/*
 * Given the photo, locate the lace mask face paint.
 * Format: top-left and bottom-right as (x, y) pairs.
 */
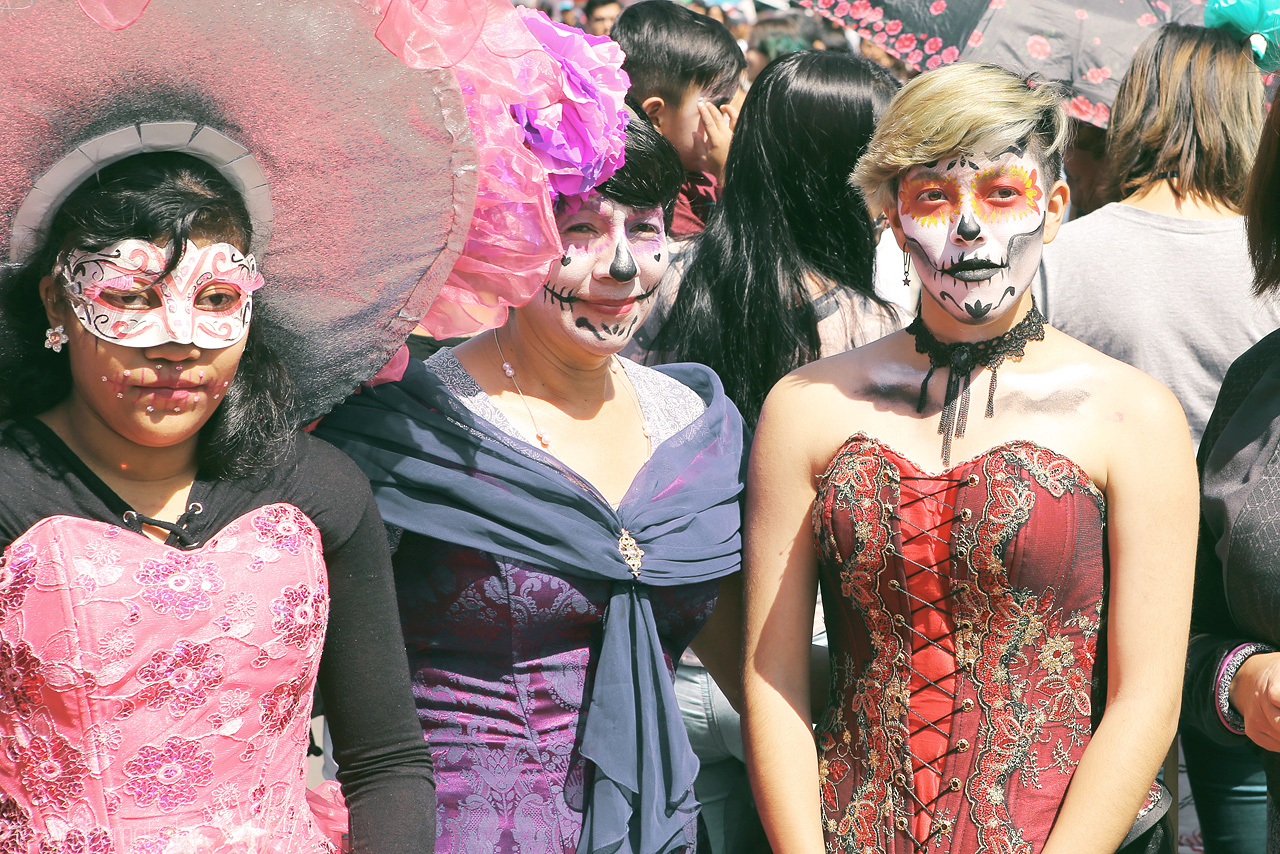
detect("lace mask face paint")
(59, 239), (264, 349)
(898, 149), (1047, 324)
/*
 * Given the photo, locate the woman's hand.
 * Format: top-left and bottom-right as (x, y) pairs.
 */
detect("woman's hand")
(697, 100), (739, 184)
(1231, 651), (1280, 751)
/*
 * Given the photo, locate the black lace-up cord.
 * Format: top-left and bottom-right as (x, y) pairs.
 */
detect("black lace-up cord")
(121, 502), (204, 547)
(885, 470), (972, 851)
(905, 302), (1046, 467)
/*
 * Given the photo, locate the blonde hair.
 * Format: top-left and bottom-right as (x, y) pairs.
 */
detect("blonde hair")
(852, 63), (1069, 215)
(1106, 24), (1263, 211)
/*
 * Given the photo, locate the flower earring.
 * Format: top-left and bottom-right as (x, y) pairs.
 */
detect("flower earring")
(44, 325), (69, 353)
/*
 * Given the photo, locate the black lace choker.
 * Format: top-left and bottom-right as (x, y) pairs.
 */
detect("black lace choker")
(905, 302), (1046, 467)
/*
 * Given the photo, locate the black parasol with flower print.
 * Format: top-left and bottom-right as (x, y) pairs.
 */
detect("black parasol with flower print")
(804, 0), (1205, 127)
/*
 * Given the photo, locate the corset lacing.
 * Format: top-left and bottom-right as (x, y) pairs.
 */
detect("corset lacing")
(887, 468), (974, 849)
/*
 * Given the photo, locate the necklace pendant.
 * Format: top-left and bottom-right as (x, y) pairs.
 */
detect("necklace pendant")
(536, 431), (550, 447)
(618, 529), (644, 579)
(502, 362), (514, 378)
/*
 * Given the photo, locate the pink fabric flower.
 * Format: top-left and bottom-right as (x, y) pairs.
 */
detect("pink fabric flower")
(1083, 66), (1112, 85)
(930, 0), (947, 12)
(136, 640), (225, 717)
(0, 640), (43, 718)
(989, 0), (1005, 8)
(848, 0), (873, 17)
(1155, 1), (1170, 11)
(251, 505), (316, 556)
(0, 794), (31, 854)
(270, 584), (329, 651)
(833, 1), (851, 15)
(1075, 8), (1087, 18)
(134, 553), (224, 620)
(926, 54), (944, 69)
(0, 544), (36, 620)
(123, 737), (214, 811)
(1066, 95), (1095, 121)
(1027, 34), (1052, 59)
(941, 45), (960, 63)
(1093, 102), (1112, 127)
(1137, 12), (1157, 25)
(874, 31), (888, 44)
(511, 8), (628, 197)
(9, 732), (88, 810)
(967, 30), (983, 47)
(864, 6), (883, 22)
(894, 33), (917, 53)
(884, 18), (902, 34)
(924, 36), (944, 54)
(907, 49), (924, 64)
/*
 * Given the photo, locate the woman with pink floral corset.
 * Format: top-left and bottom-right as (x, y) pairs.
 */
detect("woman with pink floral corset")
(0, 2), (479, 849)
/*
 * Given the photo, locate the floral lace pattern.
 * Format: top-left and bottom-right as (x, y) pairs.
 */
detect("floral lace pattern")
(396, 539), (715, 854)
(813, 435), (1117, 853)
(0, 506), (344, 852)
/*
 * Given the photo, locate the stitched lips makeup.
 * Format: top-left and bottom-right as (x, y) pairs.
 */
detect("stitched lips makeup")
(59, 238), (265, 348)
(898, 150), (1048, 323)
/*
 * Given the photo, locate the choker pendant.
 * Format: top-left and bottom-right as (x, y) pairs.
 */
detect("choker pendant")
(905, 302), (1046, 467)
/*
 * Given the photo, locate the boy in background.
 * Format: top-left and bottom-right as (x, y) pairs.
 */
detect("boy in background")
(612, 0), (745, 237)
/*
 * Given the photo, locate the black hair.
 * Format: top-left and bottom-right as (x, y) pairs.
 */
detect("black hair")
(589, 113), (685, 227)
(0, 151), (297, 479)
(611, 0), (746, 106)
(583, 0), (620, 18)
(655, 51), (899, 426)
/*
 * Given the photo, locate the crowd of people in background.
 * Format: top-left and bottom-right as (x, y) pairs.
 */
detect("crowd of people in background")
(2, 1), (1280, 853)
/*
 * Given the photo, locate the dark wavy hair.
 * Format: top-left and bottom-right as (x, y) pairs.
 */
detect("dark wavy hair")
(1248, 87), (1280, 295)
(586, 109), (685, 227)
(655, 51), (899, 425)
(612, 0), (745, 106)
(0, 152), (296, 479)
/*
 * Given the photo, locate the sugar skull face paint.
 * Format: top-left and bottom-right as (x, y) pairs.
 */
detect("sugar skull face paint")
(59, 239), (264, 348)
(897, 150), (1048, 324)
(525, 191), (668, 356)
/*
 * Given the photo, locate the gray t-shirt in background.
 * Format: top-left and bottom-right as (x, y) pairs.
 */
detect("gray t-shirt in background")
(1035, 202), (1280, 448)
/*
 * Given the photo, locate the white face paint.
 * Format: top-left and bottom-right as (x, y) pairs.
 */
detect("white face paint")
(523, 190), (668, 357)
(897, 149), (1048, 324)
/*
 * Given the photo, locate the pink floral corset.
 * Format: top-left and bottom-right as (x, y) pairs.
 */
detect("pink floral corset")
(0, 505), (346, 854)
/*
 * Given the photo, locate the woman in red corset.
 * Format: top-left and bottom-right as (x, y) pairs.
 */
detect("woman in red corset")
(741, 63), (1198, 854)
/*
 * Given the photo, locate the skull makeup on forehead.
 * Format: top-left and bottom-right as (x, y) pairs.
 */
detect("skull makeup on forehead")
(59, 239), (264, 349)
(897, 148), (1048, 324)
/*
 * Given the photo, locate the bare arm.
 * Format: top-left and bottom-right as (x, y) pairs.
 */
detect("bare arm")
(689, 573), (744, 711)
(1041, 382), (1197, 854)
(742, 379), (827, 853)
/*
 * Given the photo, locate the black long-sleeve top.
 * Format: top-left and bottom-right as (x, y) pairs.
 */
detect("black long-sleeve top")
(0, 418), (435, 853)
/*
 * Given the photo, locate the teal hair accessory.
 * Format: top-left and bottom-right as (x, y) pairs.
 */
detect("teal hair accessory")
(1206, 0), (1280, 70)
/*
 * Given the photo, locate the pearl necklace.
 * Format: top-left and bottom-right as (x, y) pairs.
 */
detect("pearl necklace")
(492, 329), (651, 454)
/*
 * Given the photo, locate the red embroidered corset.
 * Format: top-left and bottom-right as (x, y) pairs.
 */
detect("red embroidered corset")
(812, 434), (1108, 854)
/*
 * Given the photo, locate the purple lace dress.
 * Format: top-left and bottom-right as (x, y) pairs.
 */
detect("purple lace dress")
(395, 351), (719, 854)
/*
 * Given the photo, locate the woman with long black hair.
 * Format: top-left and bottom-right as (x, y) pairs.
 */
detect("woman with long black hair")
(646, 49), (903, 426)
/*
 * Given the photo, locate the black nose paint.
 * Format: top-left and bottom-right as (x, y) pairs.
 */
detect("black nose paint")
(956, 214), (981, 241)
(610, 243), (638, 282)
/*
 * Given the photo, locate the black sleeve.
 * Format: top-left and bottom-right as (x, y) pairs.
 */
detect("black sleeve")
(1182, 334), (1280, 745)
(300, 436), (436, 853)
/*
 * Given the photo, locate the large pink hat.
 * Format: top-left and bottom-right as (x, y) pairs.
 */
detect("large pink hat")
(0, 0), (477, 422)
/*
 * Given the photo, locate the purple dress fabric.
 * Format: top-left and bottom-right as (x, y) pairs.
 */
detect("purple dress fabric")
(393, 535), (718, 854)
